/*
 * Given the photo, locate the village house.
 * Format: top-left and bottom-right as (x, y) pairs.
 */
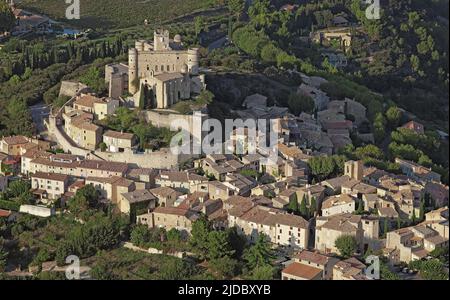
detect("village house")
(0, 152), (20, 176)
(20, 150), (52, 176)
(333, 257), (369, 280)
(63, 110), (102, 150)
(10, 7), (50, 35)
(137, 206), (199, 235)
(391, 185), (422, 219)
(72, 94), (119, 121)
(281, 250), (340, 280)
(395, 158), (441, 183)
(0, 136), (50, 156)
(341, 181), (377, 199)
(207, 181), (233, 201)
(119, 189), (157, 216)
(228, 204), (310, 249)
(276, 117), (302, 144)
(195, 154), (244, 181)
(86, 176), (135, 205)
(321, 175), (358, 195)
(150, 186), (183, 207)
(155, 171), (208, 193)
(31, 172), (69, 201)
(296, 184), (326, 208)
(315, 213), (379, 254)
(127, 168), (158, 189)
(222, 173), (257, 196)
(385, 218), (449, 264)
(298, 130), (334, 155)
(400, 120), (425, 135)
(298, 83), (330, 110)
(277, 143), (311, 168)
(0, 135), (29, 156)
(26, 154), (129, 179)
(424, 182), (449, 208)
(321, 194), (357, 217)
(241, 153), (263, 172)
(103, 130), (137, 153)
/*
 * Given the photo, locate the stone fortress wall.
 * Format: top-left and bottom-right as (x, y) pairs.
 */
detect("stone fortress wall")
(46, 94), (199, 170)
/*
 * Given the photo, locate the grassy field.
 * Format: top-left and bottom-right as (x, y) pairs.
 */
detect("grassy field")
(20, 0), (219, 29)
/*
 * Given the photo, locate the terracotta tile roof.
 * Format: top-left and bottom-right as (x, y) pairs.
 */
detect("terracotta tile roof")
(322, 194), (355, 209)
(378, 207), (399, 218)
(156, 171), (207, 183)
(150, 186), (182, 198)
(0, 209), (11, 218)
(318, 213), (362, 232)
(153, 206), (199, 222)
(424, 235), (448, 245)
(104, 130), (135, 140)
(74, 94), (105, 108)
(86, 176), (133, 187)
(121, 189), (156, 204)
(79, 160), (129, 173)
(238, 205), (309, 229)
(295, 250), (331, 265)
(282, 262), (322, 279)
(2, 135), (29, 145)
(31, 172), (69, 182)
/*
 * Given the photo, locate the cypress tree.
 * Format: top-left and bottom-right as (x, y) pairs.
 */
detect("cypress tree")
(383, 218), (389, 236)
(287, 193), (299, 214)
(310, 196), (317, 217)
(299, 196), (308, 219)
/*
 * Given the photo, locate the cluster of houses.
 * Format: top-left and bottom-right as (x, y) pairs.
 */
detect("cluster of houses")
(1, 121), (448, 279)
(233, 73), (372, 157)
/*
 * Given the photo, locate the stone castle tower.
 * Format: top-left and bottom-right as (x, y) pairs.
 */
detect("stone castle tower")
(344, 160), (363, 181)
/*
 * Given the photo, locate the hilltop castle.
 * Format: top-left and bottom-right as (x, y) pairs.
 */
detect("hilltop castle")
(106, 29), (204, 109)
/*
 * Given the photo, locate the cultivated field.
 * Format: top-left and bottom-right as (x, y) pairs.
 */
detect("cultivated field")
(20, 0), (218, 29)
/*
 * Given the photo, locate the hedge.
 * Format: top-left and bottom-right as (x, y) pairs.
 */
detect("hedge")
(0, 199), (20, 211)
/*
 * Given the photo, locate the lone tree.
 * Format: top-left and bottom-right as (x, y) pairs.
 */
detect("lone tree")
(243, 234), (275, 270)
(189, 214), (212, 260)
(335, 235), (358, 258)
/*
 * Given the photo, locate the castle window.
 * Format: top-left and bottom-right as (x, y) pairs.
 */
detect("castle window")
(161, 65), (164, 71)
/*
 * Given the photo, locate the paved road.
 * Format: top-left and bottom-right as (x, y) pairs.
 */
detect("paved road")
(29, 103), (50, 134)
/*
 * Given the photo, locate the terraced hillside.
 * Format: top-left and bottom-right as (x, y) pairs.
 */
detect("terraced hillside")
(20, 0), (219, 28)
